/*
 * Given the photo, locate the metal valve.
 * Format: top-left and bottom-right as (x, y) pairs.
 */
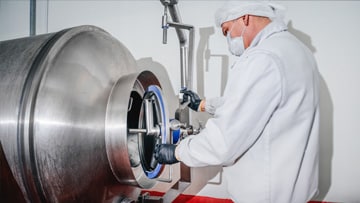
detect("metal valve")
(169, 119), (200, 144)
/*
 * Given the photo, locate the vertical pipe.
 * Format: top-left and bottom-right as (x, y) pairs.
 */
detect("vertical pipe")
(46, 0), (49, 33)
(167, 22), (194, 90)
(30, 0), (36, 36)
(187, 27), (194, 90)
(162, 6), (168, 44)
(180, 46), (187, 89)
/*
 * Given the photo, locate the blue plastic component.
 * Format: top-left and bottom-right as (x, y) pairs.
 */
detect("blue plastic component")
(170, 119), (181, 144)
(144, 85), (166, 179)
(172, 129), (181, 144)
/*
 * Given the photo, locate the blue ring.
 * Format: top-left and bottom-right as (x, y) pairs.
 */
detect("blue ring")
(144, 85), (166, 179)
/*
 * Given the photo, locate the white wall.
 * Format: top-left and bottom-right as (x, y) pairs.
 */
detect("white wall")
(1, 1), (360, 202)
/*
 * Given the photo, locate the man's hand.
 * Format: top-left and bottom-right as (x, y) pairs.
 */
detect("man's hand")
(154, 144), (179, 164)
(181, 89), (202, 111)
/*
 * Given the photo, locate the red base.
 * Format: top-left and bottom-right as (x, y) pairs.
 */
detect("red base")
(142, 191), (330, 203)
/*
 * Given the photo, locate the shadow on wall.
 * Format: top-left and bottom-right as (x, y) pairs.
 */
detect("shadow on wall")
(288, 21), (334, 200)
(191, 26), (229, 130)
(317, 76), (333, 200)
(196, 26), (229, 98)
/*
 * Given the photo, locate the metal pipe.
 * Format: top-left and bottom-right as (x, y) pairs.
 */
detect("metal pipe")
(167, 22), (194, 89)
(187, 25), (194, 89)
(162, 5), (169, 44)
(30, 0), (36, 36)
(167, 4), (187, 44)
(160, 0), (195, 90)
(167, 5), (191, 89)
(180, 46), (187, 88)
(128, 129), (147, 134)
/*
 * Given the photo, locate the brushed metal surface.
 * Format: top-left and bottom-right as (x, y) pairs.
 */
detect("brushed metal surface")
(0, 25), (175, 202)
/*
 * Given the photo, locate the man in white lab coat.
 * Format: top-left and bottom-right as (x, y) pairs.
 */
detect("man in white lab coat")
(155, 1), (320, 202)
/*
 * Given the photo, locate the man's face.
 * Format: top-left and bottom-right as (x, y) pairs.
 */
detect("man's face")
(221, 17), (245, 38)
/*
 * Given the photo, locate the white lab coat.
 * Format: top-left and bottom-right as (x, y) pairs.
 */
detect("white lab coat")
(176, 20), (319, 203)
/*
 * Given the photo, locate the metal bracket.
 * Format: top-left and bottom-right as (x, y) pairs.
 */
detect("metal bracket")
(155, 164), (173, 183)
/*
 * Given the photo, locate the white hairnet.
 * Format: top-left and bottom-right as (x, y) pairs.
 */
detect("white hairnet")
(215, 0), (286, 27)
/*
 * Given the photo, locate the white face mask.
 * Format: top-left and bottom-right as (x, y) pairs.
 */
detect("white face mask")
(226, 24), (246, 56)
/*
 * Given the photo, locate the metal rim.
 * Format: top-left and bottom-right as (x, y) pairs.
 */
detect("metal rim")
(105, 71), (169, 189)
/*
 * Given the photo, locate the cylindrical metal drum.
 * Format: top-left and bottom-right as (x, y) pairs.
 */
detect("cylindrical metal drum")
(0, 25), (172, 202)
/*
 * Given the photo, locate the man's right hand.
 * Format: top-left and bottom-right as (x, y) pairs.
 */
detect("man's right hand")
(181, 89), (202, 111)
(154, 144), (179, 164)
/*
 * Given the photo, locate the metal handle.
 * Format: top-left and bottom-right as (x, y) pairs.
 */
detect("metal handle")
(128, 98), (160, 136)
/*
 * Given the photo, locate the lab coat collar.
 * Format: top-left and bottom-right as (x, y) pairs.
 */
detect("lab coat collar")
(248, 19), (288, 49)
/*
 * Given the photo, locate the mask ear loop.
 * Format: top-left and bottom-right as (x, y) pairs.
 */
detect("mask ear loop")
(240, 25), (246, 37)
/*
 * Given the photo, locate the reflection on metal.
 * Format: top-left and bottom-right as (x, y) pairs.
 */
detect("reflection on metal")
(0, 25), (175, 202)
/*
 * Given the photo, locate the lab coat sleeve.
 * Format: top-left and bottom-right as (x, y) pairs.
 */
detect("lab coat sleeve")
(176, 52), (282, 167)
(204, 97), (224, 115)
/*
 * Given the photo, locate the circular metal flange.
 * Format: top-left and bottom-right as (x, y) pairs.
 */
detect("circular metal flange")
(105, 71), (169, 189)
